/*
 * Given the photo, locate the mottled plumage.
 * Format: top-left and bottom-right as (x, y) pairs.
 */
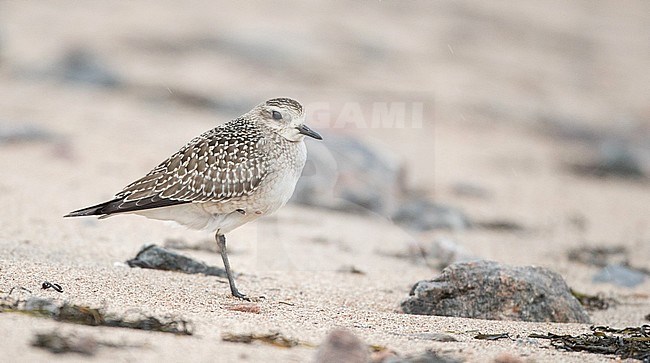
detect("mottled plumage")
(99, 117), (268, 213)
(66, 98), (322, 299)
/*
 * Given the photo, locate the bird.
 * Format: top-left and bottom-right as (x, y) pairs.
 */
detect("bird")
(65, 97), (322, 299)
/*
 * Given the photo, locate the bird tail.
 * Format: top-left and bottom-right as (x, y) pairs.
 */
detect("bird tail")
(64, 199), (120, 218)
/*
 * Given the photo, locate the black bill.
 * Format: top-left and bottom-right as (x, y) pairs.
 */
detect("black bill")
(296, 124), (322, 140)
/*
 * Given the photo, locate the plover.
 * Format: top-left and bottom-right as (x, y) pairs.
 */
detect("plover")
(65, 97), (322, 299)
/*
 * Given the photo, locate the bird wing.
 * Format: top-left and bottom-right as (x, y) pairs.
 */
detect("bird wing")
(99, 119), (270, 215)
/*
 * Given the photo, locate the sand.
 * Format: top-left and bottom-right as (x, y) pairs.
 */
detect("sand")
(0, 1), (649, 362)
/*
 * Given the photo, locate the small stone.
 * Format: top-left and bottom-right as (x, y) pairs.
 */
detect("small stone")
(370, 348), (399, 363)
(314, 329), (368, 363)
(429, 238), (476, 268)
(392, 199), (470, 231)
(56, 47), (121, 88)
(32, 331), (97, 355)
(567, 245), (628, 267)
(401, 260), (590, 323)
(451, 182), (491, 199)
(568, 142), (646, 179)
(126, 244), (227, 277)
(493, 353), (525, 363)
(592, 264), (646, 288)
(383, 350), (461, 363)
(24, 297), (60, 315)
(0, 121), (54, 144)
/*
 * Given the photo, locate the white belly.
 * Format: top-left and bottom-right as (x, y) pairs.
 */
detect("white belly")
(132, 203), (247, 233)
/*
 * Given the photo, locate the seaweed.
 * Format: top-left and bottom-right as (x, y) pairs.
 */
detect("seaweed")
(570, 289), (616, 310)
(221, 332), (312, 348)
(0, 295), (192, 335)
(474, 333), (512, 341)
(530, 325), (650, 361)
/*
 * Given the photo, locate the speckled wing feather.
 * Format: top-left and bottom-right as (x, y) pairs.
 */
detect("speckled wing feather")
(98, 117), (269, 215)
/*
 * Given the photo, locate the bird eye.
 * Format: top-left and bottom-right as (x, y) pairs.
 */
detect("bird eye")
(272, 111), (283, 120)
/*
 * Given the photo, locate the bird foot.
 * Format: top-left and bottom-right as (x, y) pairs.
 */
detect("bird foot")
(230, 289), (250, 301)
(230, 291), (266, 302)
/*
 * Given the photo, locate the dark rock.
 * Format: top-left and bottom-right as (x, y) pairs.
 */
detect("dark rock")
(567, 245), (628, 267)
(0, 121), (55, 144)
(568, 143), (646, 179)
(428, 238), (476, 268)
(592, 264), (646, 288)
(292, 134), (406, 216)
(23, 297), (59, 315)
(32, 331), (97, 355)
(392, 199), (470, 231)
(56, 47), (121, 88)
(383, 350), (461, 363)
(450, 182), (491, 199)
(538, 115), (609, 144)
(401, 260), (590, 323)
(126, 244), (227, 278)
(541, 116), (649, 180)
(314, 329), (368, 363)
(31, 330), (141, 355)
(291, 140), (339, 209)
(568, 246), (649, 286)
(291, 135), (473, 233)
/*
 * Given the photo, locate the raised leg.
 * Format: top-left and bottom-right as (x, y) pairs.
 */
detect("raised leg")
(216, 233), (248, 300)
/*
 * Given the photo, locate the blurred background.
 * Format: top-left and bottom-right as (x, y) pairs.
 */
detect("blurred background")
(0, 1), (648, 274)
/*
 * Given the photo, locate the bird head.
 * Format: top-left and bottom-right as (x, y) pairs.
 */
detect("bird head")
(254, 98), (322, 142)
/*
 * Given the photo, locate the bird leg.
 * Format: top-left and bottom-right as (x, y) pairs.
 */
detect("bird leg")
(216, 233), (248, 300)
